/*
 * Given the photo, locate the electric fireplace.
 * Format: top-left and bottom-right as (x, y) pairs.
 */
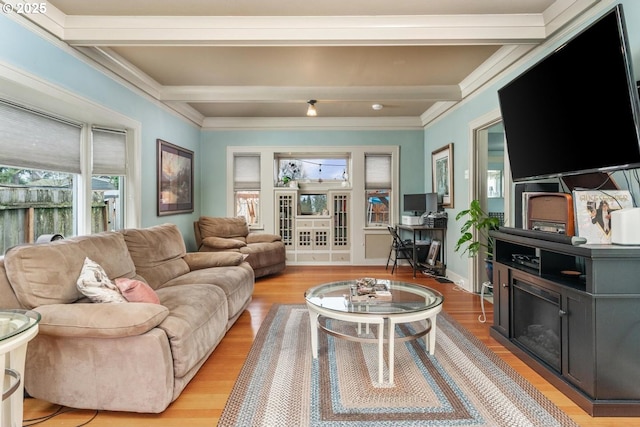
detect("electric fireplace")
(512, 279), (561, 372)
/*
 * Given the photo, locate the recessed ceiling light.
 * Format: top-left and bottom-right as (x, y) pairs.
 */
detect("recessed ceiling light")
(372, 103), (383, 110)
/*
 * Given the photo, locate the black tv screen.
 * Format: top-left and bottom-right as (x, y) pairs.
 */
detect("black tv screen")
(403, 193), (439, 215)
(498, 4), (640, 182)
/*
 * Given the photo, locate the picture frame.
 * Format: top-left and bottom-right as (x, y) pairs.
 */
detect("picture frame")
(426, 240), (441, 266)
(572, 189), (633, 244)
(432, 143), (454, 208)
(157, 139), (194, 216)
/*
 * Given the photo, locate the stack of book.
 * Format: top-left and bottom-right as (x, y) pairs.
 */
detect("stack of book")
(349, 278), (392, 302)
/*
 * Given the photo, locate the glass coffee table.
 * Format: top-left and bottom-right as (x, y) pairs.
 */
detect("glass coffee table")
(304, 279), (443, 384)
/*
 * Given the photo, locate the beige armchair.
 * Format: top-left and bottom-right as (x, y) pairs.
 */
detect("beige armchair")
(194, 216), (286, 278)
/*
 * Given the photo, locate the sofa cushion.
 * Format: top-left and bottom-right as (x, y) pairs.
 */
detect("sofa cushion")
(246, 233), (282, 244)
(182, 252), (245, 271)
(76, 257), (128, 303)
(4, 232), (137, 309)
(120, 224), (190, 289)
(162, 263), (255, 321)
(201, 236), (246, 250)
(198, 216), (248, 242)
(34, 302), (169, 338)
(240, 241), (287, 271)
(154, 284), (229, 378)
(115, 278), (161, 304)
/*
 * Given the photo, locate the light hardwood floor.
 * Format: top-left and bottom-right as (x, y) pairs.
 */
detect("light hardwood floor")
(22, 265), (638, 426)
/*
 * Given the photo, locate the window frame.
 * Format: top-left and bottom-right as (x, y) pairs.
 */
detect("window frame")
(0, 66), (142, 238)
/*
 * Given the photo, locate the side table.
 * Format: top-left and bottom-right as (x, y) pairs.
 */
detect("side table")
(0, 310), (40, 427)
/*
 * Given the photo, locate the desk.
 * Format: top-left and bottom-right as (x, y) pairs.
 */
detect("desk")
(395, 224), (447, 278)
(1, 310), (40, 427)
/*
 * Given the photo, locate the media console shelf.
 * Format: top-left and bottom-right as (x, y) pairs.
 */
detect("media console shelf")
(489, 229), (640, 417)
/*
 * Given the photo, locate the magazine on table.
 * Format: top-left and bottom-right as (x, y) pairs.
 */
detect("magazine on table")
(573, 190), (633, 244)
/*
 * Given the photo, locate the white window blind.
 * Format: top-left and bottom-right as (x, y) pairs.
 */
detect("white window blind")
(92, 127), (127, 175)
(365, 154), (392, 189)
(0, 100), (82, 173)
(234, 154), (260, 189)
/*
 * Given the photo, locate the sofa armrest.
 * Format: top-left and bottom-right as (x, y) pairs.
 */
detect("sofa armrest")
(183, 252), (246, 271)
(246, 233), (282, 244)
(34, 303), (169, 339)
(200, 236), (246, 250)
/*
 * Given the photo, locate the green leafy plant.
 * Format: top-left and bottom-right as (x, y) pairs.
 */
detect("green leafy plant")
(454, 199), (500, 258)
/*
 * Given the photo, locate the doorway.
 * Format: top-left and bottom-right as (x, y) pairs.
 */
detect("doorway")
(468, 110), (510, 293)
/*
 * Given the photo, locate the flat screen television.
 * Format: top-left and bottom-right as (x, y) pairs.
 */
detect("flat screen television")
(498, 4), (640, 182)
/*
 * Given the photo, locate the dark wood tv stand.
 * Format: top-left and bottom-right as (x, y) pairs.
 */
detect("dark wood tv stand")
(490, 229), (640, 417)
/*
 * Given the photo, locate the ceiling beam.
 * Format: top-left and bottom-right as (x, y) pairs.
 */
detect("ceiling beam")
(58, 15), (546, 46)
(160, 85), (462, 103)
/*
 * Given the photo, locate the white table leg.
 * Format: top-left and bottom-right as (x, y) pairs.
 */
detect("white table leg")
(377, 323), (384, 384)
(427, 316), (437, 355)
(308, 310), (319, 358)
(0, 319), (38, 427)
(388, 319), (395, 384)
(7, 345), (27, 427)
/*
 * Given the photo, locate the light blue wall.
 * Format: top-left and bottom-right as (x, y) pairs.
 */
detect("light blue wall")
(2, 0), (639, 258)
(200, 130), (424, 216)
(0, 14), (202, 246)
(425, 0), (640, 282)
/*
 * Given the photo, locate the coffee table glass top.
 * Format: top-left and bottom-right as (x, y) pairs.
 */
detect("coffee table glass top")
(305, 279), (443, 315)
(0, 309), (41, 342)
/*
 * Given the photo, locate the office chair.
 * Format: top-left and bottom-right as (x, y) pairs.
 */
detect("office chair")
(386, 226), (414, 274)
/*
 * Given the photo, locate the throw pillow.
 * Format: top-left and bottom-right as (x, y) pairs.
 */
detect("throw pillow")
(76, 257), (127, 303)
(115, 278), (161, 304)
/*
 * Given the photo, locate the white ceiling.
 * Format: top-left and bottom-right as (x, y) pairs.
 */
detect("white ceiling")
(16, 0), (600, 128)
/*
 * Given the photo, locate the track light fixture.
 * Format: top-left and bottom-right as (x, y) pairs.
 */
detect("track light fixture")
(306, 100), (317, 117)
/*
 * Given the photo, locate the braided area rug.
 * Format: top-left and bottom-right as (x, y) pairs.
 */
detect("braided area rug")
(218, 304), (579, 427)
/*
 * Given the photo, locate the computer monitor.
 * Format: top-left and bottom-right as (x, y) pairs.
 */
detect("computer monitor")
(403, 193), (439, 216)
(403, 193), (425, 215)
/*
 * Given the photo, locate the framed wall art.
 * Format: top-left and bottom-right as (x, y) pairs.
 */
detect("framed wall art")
(432, 143), (454, 209)
(157, 139), (194, 216)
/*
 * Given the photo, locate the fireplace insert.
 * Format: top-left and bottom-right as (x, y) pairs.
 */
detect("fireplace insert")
(512, 279), (561, 372)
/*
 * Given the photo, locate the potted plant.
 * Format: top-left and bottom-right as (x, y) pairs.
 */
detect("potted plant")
(454, 199), (500, 281)
(279, 161), (301, 187)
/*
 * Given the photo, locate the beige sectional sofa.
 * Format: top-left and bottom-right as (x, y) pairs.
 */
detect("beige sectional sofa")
(194, 216), (286, 278)
(0, 223), (254, 413)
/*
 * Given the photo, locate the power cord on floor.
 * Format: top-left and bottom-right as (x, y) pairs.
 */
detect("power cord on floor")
(421, 269), (476, 294)
(22, 405), (99, 427)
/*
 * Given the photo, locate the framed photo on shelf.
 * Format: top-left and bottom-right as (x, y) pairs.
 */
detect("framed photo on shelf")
(426, 240), (441, 266)
(157, 139), (194, 216)
(573, 189), (633, 244)
(432, 143), (454, 208)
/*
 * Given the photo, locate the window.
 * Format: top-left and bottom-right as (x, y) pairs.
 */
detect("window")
(92, 127), (127, 231)
(365, 154), (391, 226)
(0, 100), (130, 253)
(234, 154), (260, 225)
(487, 170), (503, 198)
(276, 156), (348, 185)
